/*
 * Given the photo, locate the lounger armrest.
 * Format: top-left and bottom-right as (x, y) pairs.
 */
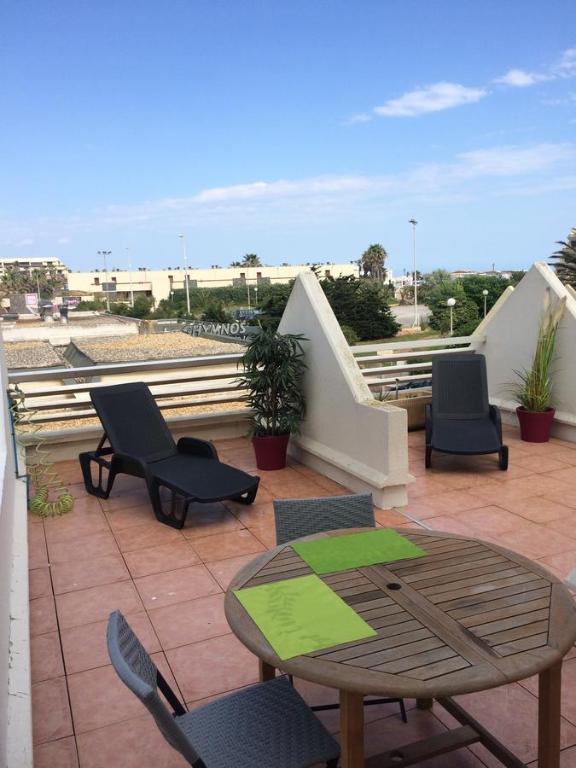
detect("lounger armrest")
(113, 452), (149, 479)
(177, 437), (218, 459)
(489, 404), (503, 441)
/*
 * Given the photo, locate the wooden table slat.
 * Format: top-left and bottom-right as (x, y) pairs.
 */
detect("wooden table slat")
(450, 588), (551, 622)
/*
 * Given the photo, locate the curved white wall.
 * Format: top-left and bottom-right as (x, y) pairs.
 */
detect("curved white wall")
(473, 262), (576, 441)
(279, 273), (411, 507)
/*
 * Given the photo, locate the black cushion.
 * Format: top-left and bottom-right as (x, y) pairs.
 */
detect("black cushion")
(431, 417), (501, 454)
(150, 454), (257, 502)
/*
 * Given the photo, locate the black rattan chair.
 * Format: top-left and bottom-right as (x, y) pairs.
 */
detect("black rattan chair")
(79, 382), (259, 529)
(107, 611), (340, 768)
(273, 493), (407, 723)
(425, 353), (508, 470)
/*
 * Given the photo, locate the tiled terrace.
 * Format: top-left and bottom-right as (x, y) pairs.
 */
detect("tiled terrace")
(29, 427), (576, 768)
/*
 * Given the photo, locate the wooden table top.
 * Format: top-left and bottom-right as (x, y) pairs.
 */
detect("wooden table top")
(225, 528), (576, 699)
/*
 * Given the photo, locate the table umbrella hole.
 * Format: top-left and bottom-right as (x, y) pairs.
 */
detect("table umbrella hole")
(386, 582), (402, 591)
(390, 751), (405, 762)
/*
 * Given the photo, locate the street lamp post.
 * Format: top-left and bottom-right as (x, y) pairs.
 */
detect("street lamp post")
(126, 248), (134, 307)
(178, 234), (191, 316)
(482, 289), (489, 318)
(97, 250), (112, 311)
(409, 219), (419, 327)
(254, 285), (258, 308)
(447, 297), (456, 336)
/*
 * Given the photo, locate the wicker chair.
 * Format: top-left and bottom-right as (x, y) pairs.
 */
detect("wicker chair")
(273, 493), (407, 723)
(107, 611), (340, 768)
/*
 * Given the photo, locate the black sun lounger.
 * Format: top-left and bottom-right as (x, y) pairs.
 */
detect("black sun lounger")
(79, 382), (259, 528)
(425, 353), (508, 471)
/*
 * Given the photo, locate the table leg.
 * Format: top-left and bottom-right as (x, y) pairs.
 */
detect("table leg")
(340, 690), (364, 768)
(538, 662), (562, 768)
(259, 660), (276, 682)
(417, 698), (434, 710)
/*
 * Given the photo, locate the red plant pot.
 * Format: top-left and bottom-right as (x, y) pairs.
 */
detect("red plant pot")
(252, 433), (291, 470)
(516, 406), (555, 443)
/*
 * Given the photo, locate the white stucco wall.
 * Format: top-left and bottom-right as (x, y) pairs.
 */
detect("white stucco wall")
(472, 262), (576, 441)
(279, 273), (411, 508)
(0, 329), (33, 767)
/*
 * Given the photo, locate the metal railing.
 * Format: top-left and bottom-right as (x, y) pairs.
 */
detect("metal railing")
(7, 353), (247, 427)
(351, 335), (478, 392)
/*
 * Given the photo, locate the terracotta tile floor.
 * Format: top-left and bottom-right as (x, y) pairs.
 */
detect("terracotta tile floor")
(29, 427), (576, 767)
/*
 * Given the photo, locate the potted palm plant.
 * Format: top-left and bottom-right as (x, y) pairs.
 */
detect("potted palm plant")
(513, 291), (566, 442)
(240, 327), (307, 470)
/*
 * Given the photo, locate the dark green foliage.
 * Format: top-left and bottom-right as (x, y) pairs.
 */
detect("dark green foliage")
(201, 301), (232, 322)
(76, 298), (107, 310)
(322, 276), (400, 340)
(340, 325), (359, 345)
(360, 244), (388, 280)
(0, 265), (67, 299)
(427, 282), (479, 335)
(458, 274), (512, 316)
(257, 284), (294, 329)
(239, 328), (307, 436)
(509, 271), (526, 286)
(550, 229), (576, 286)
(130, 296), (155, 318)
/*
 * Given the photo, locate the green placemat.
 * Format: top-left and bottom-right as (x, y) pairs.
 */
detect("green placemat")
(292, 528), (426, 574)
(234, 574), (377, 660)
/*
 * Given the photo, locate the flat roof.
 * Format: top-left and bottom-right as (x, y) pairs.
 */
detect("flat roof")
(72, 333), (245, 363)
(4, 341), (67, 370)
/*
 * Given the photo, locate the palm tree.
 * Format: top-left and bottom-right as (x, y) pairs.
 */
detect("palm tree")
(241, 253), (262, 267)
(360, 244), (387, 281)
(550, 228), (576, 286)
(230, 260), (243, 267)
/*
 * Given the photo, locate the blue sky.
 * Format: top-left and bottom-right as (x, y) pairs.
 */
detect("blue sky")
(1, 0), (575, 275)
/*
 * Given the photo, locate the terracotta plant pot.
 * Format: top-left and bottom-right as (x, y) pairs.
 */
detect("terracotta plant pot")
(252, 433), (290, 470)
(516, 406), (555, 443)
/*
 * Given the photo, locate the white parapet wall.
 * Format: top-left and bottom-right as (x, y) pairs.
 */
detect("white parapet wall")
(0, 331), (33, 767)
(472, 262), (576, 442)
(278, 273), (412, 508)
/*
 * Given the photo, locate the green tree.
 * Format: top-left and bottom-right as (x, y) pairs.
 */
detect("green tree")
(360, 244), (387, 280)
(201, 302), (232, 322)
(0, 265), (67, 299)
(241, 253), (262, 267)
(458, 274), (511, 316)
(550, 228), (576, 286)
(322, 275), (400, 340)
(130, 296), (154, 318)
(418, 269), (452, 304)
(509, 270), (526, 286)
(258, 284), (294, 329)
(428, 282), (479, 336)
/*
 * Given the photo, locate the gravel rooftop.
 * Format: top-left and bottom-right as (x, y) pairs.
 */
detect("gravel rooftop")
(4, 341), (67, 370)
(72, 334), (246, 364)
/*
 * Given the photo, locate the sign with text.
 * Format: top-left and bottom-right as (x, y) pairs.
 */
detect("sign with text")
(182, 321), (247, 338)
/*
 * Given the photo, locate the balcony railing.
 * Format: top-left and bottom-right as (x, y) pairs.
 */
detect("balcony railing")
(351, 335), (477, 392)
(8, 352), (246, 428)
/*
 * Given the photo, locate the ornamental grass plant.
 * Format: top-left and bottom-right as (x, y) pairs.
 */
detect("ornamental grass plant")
(513, 290), (566, 412)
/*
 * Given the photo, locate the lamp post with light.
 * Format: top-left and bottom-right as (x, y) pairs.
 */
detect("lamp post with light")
(178, 234), (191, 316)
(447, 297), (456, 336)
(482, 289), (489, 318)
(126, 248), (135, 307)
(409, 219), (419, 327)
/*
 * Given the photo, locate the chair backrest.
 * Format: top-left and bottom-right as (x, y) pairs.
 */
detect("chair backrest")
(107, 611), (199, 766)
(432, 353), (490, 420)
(274, 493), (375, 546)
(90, 382), (176, 462)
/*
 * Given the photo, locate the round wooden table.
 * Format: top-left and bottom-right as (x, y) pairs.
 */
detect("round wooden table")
(225, 528), (576, 768)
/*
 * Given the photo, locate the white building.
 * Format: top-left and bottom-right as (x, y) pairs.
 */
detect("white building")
(66, 263), (360, 303)
(0, 257), (67, 277)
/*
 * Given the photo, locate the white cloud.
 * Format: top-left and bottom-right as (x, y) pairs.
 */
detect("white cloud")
(374, 82), (487, 117)
(57, 236), (70, 244)
(555, 48), (576, 77)
(494, 68), (550, 87)
(345, 113), (372, 125)
(2, 142), (573, 247)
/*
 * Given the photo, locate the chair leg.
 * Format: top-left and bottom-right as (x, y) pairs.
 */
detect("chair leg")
(499, 445), (509, 471)
(425, 445), (432, 469)
(326, 760), (339, 768)
(79, 453), (117, 499)
(147, 483), (189, 529)
(233, 480), (259, 506)
(399, 697), (407, 723)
